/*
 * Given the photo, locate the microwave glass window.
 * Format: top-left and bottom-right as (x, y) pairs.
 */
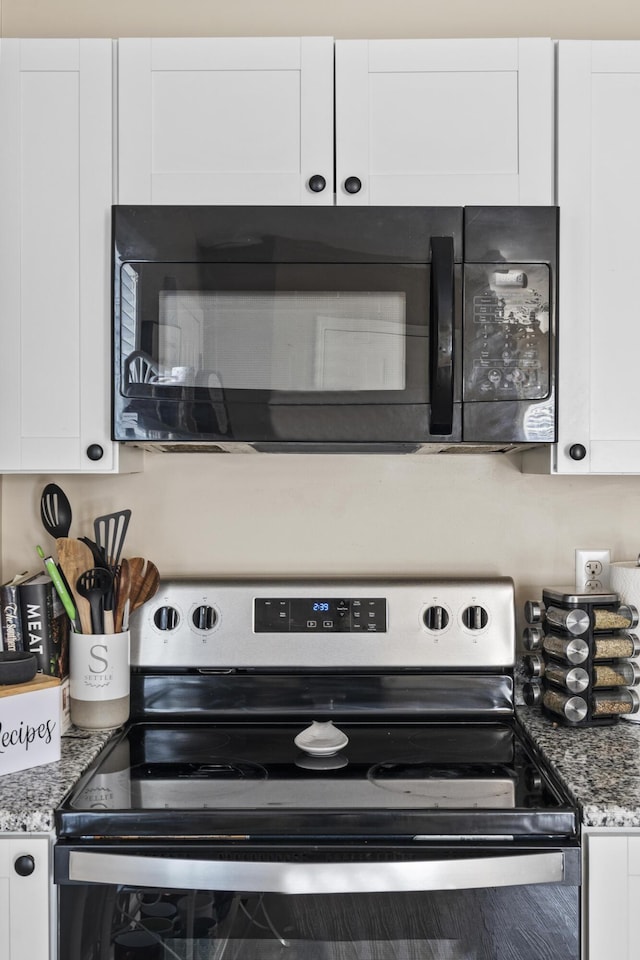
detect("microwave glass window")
(155, 290), (407, 392)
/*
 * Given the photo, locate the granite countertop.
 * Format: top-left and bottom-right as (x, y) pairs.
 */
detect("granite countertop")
(0, 727), (113, 833)
(518, 705), (640, 828)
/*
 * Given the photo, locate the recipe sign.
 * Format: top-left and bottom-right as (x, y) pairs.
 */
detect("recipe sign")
(0, 676), (61, 775)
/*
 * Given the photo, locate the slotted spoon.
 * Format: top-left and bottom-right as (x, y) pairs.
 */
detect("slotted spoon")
(40, 483), (72, 539)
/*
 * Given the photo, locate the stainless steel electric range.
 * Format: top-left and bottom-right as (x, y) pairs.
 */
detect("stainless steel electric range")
(55, 578), (580, 960)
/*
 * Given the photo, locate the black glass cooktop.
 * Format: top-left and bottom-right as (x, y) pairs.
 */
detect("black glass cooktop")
(56, 721), (577, 842)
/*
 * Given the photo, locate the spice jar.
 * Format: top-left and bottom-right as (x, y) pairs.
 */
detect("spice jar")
(543, 662), (590, 694)
(523, 654), (544, 679)
(542, 688), (588, 722)
(593, 634), (640, 661)
(591, 688), (640, 718)
(592, 661), (640, 688)
(593, 604), (639, 631)
(542, 634), (589, 664)
(544, 606), (590, 636)
(522, 627), (544, 651)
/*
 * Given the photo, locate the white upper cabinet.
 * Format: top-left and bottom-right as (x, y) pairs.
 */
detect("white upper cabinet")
(117, 37), (334, 205)
(0, 39), (141, 473)
(334, 38), (554, 206)
(525, 41), (640, 475)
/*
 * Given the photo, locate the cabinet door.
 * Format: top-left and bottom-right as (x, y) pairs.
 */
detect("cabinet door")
(586, 833), (640, 959)
(118, 37), (334, 205)
(0, 836), (51, 960)
(0, 39), (141, 473)
(335, 38), (554, 206)
(552, 41), (640, 474)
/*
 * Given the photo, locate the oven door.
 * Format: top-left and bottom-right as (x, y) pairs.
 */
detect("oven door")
(55, 842), (580, 960)
(113, 207), (463, 449)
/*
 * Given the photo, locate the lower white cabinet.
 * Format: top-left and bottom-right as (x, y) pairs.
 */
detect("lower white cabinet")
(0, 835), (52, 960)
(0, 39), (141, 474)
(585, 830), (640, 958)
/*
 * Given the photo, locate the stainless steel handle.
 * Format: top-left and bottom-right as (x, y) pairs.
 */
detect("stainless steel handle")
(68, 850), (565, 894)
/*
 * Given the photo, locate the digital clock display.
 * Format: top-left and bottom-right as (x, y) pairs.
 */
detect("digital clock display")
(255, 597), (387, 633)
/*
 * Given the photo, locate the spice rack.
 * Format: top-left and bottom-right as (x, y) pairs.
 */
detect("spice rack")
(522, 586), (640, 726)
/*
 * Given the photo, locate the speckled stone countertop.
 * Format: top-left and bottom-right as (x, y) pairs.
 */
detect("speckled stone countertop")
(0, 727), (113, 833)
(518, 705), (640, 829)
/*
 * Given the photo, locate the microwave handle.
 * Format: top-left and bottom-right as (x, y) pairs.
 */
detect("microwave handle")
(67, 849), (565, 894)
(429, 236), (454, 435)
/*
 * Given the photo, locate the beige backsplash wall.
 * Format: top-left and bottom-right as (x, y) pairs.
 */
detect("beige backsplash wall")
(3, 455), (640, 620)
(3, 0), (640, 615)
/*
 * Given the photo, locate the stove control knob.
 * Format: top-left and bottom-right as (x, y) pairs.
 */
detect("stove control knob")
(462, 605), (488, 630)
(192, 605), (217, 631)
(153, 605), (179, 631)
(423, 605), (449, 630)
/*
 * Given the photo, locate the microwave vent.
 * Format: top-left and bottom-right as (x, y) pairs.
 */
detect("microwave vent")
(125, 441), (538, 456)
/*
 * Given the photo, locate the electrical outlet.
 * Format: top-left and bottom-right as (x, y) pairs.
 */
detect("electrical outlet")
(575, 549), (611, 593)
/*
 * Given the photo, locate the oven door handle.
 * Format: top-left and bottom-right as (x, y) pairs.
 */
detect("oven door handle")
(67, 850), (566, 894)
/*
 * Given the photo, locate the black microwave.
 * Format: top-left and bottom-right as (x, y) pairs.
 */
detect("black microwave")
(112, 205), (557, 452)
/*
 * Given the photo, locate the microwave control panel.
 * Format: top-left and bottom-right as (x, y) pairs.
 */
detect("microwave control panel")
(463, 263), (550, 402)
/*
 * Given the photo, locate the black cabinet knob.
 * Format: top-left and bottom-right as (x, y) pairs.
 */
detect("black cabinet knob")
(344, 176), (362, 194)
(86, 444), (104, 461)
(569, 443), (587, 461)
(308, 174), (326, 193)
(14, 855), (35, 877)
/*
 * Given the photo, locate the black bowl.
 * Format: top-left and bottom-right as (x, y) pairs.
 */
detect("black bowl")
(0, 651), (37, 685)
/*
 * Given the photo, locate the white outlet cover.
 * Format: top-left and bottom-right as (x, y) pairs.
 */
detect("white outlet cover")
(575, 548), (611, 592)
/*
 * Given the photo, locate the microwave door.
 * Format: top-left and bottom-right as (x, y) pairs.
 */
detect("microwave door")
(429, 237), (455, 437)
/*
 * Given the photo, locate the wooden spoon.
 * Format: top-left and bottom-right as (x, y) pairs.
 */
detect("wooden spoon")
(56, 537), (95, 634)
(128, 557), (160, 615)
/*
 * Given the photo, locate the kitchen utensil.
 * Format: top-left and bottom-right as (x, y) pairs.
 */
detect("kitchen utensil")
(79, 536), (107, 569)
(56, 538), (96, 635)
(36, 545), (78, 629)
(40, 483), (72, 539)
(76, 567), (113, 634)
(94, 509), (131, 571)
(114, 558), (131, 634)
(128, 558), (160, 615)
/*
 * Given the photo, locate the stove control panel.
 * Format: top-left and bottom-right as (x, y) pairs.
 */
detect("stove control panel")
(130, 578), (515, 670)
